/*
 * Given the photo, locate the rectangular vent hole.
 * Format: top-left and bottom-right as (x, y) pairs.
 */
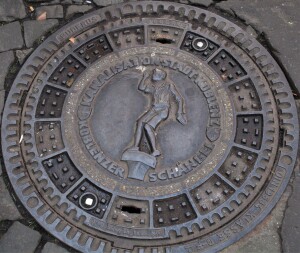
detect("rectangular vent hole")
(121, 205), (142, 214)
(156, 38), (173, 44)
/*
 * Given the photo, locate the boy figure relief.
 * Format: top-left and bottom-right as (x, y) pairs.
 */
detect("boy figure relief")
(130, 68), (187, 157)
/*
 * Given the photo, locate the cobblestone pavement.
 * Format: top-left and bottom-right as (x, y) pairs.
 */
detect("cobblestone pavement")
(0, 0), (299, 252)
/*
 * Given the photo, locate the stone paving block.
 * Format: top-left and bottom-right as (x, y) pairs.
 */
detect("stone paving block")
(42, 242), (70, 253)
(36, 5), (64, 19)
(216, 0), (300, 93)
(66, 5), (93, 18)
(0, 221), (41, 253)
(0, 51), (15, 90)
(61, 0), (73, 4)
(189, 0), (213, 7)
(0, 0), (27, 22)
(72, 0), (85, 3)
(16, 48), (34, 65)
(27, 0), (58, 2)
(0, 22), (24, 52)
(39, 0), (61, 4)
(24, 19), (59, 48)
(0, 176), (22, 221)
(93, 0), (124, 7)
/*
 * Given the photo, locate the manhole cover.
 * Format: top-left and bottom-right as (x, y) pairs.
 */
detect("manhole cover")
(1, 2), (298, 253)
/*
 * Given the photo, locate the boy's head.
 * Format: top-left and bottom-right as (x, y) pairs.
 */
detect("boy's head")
(152, 68), (167, 81)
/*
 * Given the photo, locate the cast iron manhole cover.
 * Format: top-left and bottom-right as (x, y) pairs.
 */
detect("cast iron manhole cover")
(1, 1), (299, 252)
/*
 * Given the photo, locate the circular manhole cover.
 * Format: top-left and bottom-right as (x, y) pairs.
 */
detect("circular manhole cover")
(1, 2), (299, 253)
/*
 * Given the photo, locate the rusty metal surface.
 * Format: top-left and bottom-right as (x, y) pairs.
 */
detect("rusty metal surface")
(1, 1), (298, 253)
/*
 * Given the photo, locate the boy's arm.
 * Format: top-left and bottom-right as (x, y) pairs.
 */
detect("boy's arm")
(138, 71), (151, 92)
